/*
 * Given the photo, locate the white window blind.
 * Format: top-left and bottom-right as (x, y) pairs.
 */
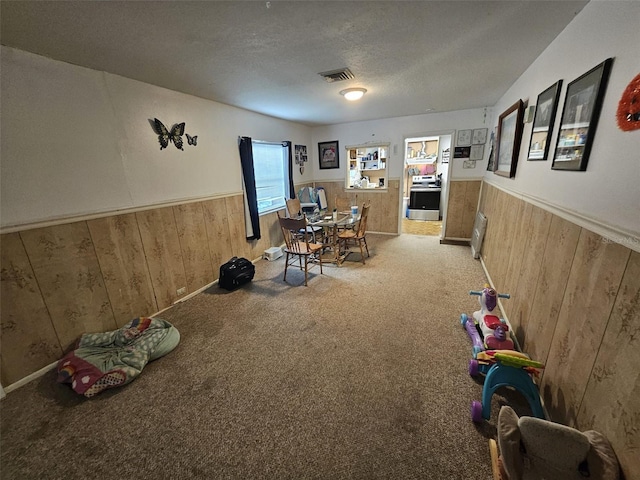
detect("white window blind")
(252, 141), (289, 215)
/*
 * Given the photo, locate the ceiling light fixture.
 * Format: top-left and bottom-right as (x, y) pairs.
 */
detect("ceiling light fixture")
(339, 88), (367, 101)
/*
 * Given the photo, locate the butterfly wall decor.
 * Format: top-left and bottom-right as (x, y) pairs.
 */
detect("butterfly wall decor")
(186, 133), (198, 146)
(153, 118), (185, 150)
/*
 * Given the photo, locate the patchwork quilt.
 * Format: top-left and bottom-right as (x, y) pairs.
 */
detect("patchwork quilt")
(57, 317), (180, 398)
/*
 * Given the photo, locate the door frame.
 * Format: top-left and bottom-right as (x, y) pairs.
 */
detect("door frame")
(399, 130), (455, 239)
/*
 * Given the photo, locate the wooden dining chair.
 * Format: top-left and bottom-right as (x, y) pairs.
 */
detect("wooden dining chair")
(277, 212), (324, 286)
(334, 194), (357, 232)
(337, 201), (371, 264)
(285, 197), (322, 242)
(334, 195), (352, 213)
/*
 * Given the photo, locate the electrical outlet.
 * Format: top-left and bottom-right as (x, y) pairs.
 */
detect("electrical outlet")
(177, 287), (186, 296)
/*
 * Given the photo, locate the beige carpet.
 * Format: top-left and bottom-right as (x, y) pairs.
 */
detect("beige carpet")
(0, 234), (531, 479)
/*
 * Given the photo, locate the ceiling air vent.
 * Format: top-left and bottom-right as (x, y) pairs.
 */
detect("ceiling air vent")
(318, 68), (355, 83)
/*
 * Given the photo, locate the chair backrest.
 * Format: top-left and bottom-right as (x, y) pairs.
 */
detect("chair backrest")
(334, 195), (351, 213)
(356, 202), (371, 237)
(286, 198), (302, 218)
(278, 212), (310, 252)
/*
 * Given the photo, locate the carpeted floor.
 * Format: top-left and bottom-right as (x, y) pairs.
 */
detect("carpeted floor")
(0, 234), (530, 479)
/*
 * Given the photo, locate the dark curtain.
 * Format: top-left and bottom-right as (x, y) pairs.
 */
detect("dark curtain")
(238, 136), (261, 240)
(285, 141), (295, 199)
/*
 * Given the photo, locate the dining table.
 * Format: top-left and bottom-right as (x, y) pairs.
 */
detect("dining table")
(307, 211), (360, 265)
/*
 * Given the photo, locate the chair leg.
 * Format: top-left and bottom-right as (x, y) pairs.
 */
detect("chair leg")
(283, 252), (290, 282)
(303, 255), (308, 286)
(363, 236), (370, 257)
(359, 239), (365, 264)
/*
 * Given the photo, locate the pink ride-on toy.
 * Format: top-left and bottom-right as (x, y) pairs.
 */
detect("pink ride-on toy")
(460, 286), (546, 422)
(460, 286), (513, 362)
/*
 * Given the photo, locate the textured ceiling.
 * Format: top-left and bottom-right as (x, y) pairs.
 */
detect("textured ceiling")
(1, 1), (588, 126)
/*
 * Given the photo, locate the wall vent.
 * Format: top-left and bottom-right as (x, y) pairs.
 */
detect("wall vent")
(318, 68), (355, 83)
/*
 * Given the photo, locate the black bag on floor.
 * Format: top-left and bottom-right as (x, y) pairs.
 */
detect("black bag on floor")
(219, 256), (255, 291)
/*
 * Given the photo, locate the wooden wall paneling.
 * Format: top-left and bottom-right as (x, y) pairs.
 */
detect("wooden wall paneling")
(491, 192), (524, 290)
(509, 206), (553, 349)
(576, 251), (640, 480)
(525, 215), (581, 365)
(224, 195), (253, 260)
(318, 181), (397, 234)
(477, 182), (487, 216)
(252, 212), (274, 260)
(381, 179), (400, 233)
(1, 233), (63, 385)
(541, 230), (631, 426)
(173, 203), (215, 293)
(444, 181), (465, 238)
(20, 222), (117, 350)
(262, 211), (283, 250)
(136, 207), (188, 310)
(87, 214), (157, 328)
(460, 180), (481, 239)
(480, 185), (503, 273)
(201, 198), (234, 278)
(501, 202), (534, 330)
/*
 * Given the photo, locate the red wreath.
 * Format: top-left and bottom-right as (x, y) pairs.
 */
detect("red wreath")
(617, 73), (640, 131)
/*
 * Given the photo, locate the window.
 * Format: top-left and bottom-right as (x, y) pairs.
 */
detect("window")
(252, 141), (290, 214)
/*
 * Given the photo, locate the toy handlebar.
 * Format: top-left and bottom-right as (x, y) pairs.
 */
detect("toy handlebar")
(469, 290), (510, 299)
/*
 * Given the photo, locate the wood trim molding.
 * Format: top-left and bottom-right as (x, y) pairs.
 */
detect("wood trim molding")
(483, 178), (640, 253)
(0, 191), (243, 234)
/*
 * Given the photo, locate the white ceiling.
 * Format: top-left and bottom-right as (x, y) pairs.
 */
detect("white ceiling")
(1, 1), (588, 127)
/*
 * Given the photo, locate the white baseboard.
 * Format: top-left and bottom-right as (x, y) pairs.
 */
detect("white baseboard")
(4, 361), (58, 395)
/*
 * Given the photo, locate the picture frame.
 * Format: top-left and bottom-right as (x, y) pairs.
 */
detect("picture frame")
(318, 140), (340, 169)
(295, 144), (308, 165)
(472, 128), (488, 145)
(552, 58), (613, 171)
(457, 129), (472, 146)
(470, 144), (484, 161)
(494, 99), (525, 178)
(454, 146), (470, 159)
(527, 80), (562, 161)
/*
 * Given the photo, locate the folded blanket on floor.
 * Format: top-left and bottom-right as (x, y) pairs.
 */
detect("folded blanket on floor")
(56, 317), (180, 397)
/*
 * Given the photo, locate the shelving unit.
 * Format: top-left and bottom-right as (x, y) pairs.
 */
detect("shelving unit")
(347, 145), (388, 188)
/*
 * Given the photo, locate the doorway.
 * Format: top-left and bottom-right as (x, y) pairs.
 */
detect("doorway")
(400, 132), (452, 237)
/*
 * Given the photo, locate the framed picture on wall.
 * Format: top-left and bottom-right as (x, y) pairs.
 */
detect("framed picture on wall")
(318, 140), (340, 169)
(527, 80), (562, 161)
(457, 129), (472, 146)
(472, 128), (488, 145)
(494, 99), (525, 178)
(552, 58), (613, 171)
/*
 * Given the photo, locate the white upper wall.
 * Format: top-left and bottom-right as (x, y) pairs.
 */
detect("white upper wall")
(0, 47), (312, 228)
(311, 107), (492, 182)
(485, 1), (640, 237)
(2, 0), (638, 239)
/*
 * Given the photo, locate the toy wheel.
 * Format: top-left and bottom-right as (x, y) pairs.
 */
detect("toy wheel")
(468, 359), (479, 376)
(471, 401), (483, 423)
(460, 313), (468, 326)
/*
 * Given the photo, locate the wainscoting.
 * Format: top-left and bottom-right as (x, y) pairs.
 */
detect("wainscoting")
(443, 180), (481, 240)
(318, 180), (400, 234)
(0, 194), (284, 386)
(478, 182), (639, 479)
